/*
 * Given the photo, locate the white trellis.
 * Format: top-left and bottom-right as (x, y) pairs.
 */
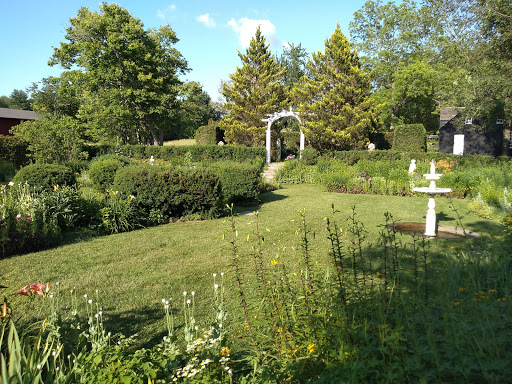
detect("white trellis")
(262, 108), (304, 163)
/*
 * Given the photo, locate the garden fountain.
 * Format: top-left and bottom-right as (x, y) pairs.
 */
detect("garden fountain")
(389, 160), (479, 239)
(412, 160), (452, 237)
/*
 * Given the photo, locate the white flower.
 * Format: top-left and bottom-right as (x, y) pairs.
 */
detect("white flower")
(88, 299), (93, 304)
(221, 272), (224, 276)
(49, 294), (54, 299)
(183, 291), (187, 296)
(95, 314), (99, 318)
(83, 294), (88, 299)
(191, 291), (195, 296)
(37, 364), (42, 369)
(186, 299), (191, 304)
(162, 298), (166, 303)
(213, 273), (217, 277)
(8, 182), (14, 186)
(214, 284), (219, 290)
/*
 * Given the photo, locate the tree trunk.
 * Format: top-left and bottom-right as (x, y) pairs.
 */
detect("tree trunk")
(145, 119), (160, 146)
(503, 94), (511, 156)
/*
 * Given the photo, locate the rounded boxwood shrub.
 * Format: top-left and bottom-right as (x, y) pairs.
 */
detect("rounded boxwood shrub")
(89, 159), (126, 191)
(12, 163), (76, 191)
(113, 165), (222, 220)
(208, 161), (264, 204)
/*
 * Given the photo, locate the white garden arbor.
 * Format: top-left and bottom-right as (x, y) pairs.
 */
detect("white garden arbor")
(262, 108), (304, 163)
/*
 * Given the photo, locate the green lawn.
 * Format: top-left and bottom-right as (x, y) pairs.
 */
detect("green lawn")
(163, 139), (196, 146)
(1, 184), (500, 346)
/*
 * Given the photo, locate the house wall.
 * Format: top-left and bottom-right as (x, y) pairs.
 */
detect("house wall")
(0, 118), (20, 136)
(438, 122), (503, 156)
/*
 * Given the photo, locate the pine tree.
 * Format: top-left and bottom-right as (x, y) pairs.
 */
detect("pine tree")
(293, 25), (376, 151)
(221, 27), (286, 146)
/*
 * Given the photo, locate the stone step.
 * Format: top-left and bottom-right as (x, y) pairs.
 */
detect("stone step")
(262, 162), (285, 182)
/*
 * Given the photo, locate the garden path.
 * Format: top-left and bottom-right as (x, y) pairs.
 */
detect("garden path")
(262, 162), (285, 182)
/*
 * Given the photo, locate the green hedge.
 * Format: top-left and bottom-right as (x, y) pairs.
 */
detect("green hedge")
(195, 122), (224, 145)
(330, 150), (501, 168)
(392, 124), (426, 152)
(0, 136), (29, 168)
(85, 144), (266, 163)
(113, 165), (222, 220)
(12, 163), (76, 191)
(208, 161), (263, 204)
(89, 159), (126, 191)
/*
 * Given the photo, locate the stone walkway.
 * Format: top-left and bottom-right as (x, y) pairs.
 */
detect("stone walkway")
(262, 162), (285, 182)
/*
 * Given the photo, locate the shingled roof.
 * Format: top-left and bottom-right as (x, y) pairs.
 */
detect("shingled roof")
(0, 108), (41, 120)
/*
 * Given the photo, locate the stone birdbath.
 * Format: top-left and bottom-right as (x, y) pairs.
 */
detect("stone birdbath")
(412, 160), (452, 237)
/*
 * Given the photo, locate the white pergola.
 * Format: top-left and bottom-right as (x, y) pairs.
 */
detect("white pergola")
(262, 108), (304, 163)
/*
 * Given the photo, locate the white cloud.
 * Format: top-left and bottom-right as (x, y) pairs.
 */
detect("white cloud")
(197, 13), (216, 28)
(157, 4), (176, 20)
(227, 18), (280, 49)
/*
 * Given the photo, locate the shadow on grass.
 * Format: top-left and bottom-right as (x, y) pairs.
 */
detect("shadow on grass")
(101, 303), (177, 349)
(259, 190), (288, 204)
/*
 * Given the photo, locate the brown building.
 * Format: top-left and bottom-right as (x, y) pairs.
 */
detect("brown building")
(0, 108), (41, 135)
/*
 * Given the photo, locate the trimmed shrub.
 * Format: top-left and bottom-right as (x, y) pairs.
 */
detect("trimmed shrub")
(89, 159), (126, 191)
(196, 121), (224, 145)
(12, 163), (76, 191)
(208, 161), (263, 204)
(392, 124), (426, 152)
(113, 165), (222, 220)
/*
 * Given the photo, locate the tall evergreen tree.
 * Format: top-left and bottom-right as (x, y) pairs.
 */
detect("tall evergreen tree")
(292, 25), (376, 151)
(221, 26), (286, 146)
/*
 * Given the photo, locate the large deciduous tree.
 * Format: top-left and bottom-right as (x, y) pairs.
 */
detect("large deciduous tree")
(349, 0), (439, 130)
(221, 26), (287, 146)
(49, 3), (188, 145)
(292, 25), (376, 151)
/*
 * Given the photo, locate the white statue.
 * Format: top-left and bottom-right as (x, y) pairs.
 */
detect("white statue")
(150, 155), (155, 166)
(408, 159), (416, 174)
(218, 141), (224, 146)
(368, 143), (375, 151)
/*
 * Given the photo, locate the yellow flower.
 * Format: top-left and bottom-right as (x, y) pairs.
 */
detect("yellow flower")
(458, 287), (465, 292)
(376, 272), (385, 278)
(487, 289), (498, 293)
(271, 260), (278, 266)
(453, 301), (461, 306)
(277, 327), (282, 333)
(307, 344), (315, 354)
(220, 347), (230, 356)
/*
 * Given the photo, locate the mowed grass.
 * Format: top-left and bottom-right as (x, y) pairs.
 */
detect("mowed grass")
(163, 139), (196, 146)
(1, 184), (500, 346)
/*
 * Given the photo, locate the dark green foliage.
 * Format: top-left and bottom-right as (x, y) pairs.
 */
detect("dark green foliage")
(58, 160), (90, 174)
(88, 159), (126, 191)
(90, 153), (131, 166)
(195, 122), (224, 145)
(0, 160), (15, 182)
(113, 165), (222, 220)
(84, 144), (116, 159)
(12, 163), (76, 191)
(282, 131), (301, 151)
(98, 144), (267, 163)
(392, 124), (426, 152)
(208, 161), (263, 204)
(0, 136), (29, 168)
(300, 148), (319, 165)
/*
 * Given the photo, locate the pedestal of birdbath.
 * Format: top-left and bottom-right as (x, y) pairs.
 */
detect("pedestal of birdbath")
(413, 160), (452, 237)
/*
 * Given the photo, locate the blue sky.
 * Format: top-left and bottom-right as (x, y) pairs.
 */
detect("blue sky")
(0, 0), (370, 102)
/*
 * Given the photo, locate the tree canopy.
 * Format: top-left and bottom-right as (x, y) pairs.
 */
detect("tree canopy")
(49, 2), (188, 145)
(221, 26), (287, 146)
(292, 25), (377, 151)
